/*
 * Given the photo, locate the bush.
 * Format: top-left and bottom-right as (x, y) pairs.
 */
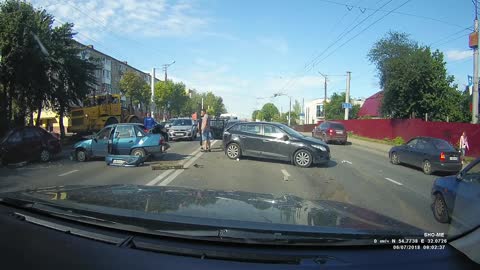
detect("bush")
(392, 136), (405, 146)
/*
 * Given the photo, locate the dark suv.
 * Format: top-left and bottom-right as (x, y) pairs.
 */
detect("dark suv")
(312, 121), (347, 144)
(223, 122), (330, 167)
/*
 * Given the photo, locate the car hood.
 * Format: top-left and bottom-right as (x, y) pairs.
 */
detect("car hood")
(298, 135), (328, 146)
(170, 125), (192, 130)
(0, 185), (423, 235)
(73, 139), (92, 148)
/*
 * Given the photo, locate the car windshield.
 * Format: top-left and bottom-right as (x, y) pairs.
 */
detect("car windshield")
(172, 119), (192, 126)
(1, 0), (478, 254)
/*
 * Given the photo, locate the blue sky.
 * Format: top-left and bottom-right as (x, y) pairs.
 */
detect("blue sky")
(31, 0), (475, 118)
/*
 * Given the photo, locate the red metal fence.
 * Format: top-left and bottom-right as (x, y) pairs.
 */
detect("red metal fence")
(294, 119), (480, 157)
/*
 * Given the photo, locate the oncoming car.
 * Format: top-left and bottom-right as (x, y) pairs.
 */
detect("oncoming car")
(223, 122), (330, 168)
(71, 123), (166, 161)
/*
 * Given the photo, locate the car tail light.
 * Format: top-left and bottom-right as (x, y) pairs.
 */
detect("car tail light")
(440, 152), (445, 161)
(328, 128), (335, 135)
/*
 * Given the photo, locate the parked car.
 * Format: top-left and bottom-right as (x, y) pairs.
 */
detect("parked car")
(312, 121), (347, 144)
(389, 137), (462, 175)
(168, 118), (197, 141)
(431, 157), (480, 231)
(223, 122), (330, 168)
(71, 123), (165, 162)
(0, 126), (61, 165)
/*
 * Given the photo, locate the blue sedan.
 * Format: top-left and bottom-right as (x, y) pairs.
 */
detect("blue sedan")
(72, 124), (165, 162)
(431, 158), (480, 231)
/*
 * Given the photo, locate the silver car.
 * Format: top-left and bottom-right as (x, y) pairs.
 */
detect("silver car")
(168, 118), (198, 141)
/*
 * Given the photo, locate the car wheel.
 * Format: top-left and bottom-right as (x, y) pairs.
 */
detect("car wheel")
(39, 149), (51, 162)
(433, 193), (450, 223)
(226, 143), (241, 160)
(131, 148), (146, 157)
(294, 149), (313, 168)
(76, 149), (87, 162)
(423, 160), (432, 175)
(390, 152), (400, 165)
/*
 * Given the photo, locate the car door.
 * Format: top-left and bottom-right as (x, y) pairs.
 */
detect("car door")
(113, 125), (136, 155)
(401, 138), (419, 166)
(237, 123), (264, 157)
(409, 138), (429, 166)
(22, 127), (43, 161)
(91, 127), (112, 157)
(1, 130), (24, 163)
(453, 161), (480, 230)
(261, 124), (291, 161)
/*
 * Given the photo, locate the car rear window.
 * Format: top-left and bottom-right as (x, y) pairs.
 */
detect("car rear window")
(431, 139), (455, 151)
(329, 123), (345, 130)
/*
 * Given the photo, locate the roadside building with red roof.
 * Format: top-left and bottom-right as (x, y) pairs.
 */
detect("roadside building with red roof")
(358, 91), (383, 118)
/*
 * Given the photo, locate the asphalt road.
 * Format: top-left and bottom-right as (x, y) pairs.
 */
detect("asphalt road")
(0, 136), (456, 235)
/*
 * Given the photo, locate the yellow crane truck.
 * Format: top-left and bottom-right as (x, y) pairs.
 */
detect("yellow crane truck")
(68, 94), (143, 134)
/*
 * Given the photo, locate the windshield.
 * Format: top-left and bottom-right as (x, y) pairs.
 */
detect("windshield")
(172, 119), (193, 126)
(1, 0), (478, 252)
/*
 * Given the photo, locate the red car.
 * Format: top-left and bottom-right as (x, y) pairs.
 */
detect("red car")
(312, 121), (348, 144)
(0, 126), (61, 165)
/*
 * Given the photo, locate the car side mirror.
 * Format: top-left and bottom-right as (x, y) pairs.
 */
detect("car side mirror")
(282, 135), (289, 141)
(93, 137), (98, 142)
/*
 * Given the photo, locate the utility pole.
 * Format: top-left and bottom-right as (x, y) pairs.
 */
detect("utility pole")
(162, 61), (175, 82)
(288, 96), (292, 126)
(151, 68), (156, 117)
(344, 71), (351, 120)
(318, 72), (328, 119)
(471, 1), (479, 124)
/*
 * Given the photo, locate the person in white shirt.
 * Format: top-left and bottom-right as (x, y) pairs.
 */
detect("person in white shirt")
(459, 131), (469, 164)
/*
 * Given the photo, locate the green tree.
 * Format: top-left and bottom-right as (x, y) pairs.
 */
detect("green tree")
(154, 80), (188, 117)
(119, 71), (148, 112)
(260, 103), (279, 121)
(251, 110), (260, 121)
(369, 31), (467, 121)
(324, 92), (359, 120)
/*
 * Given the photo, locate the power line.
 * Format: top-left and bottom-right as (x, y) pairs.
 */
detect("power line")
(318, 0), (473, 30)
(313, 0), (412, 67)
(429, 28), (471, 46)
(278, 0), (392, 94)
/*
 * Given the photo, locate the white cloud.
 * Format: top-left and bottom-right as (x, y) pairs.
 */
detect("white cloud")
(258, 37), (289, 55)
(30, 0), (209, 39)
(446, 49), (471, 61)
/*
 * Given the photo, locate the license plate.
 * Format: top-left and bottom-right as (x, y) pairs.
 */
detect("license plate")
(112, 159), (126, 165)
(336, 130), (344, 134)
(450, 157), (458, 161)
(176, 133), (185, 136)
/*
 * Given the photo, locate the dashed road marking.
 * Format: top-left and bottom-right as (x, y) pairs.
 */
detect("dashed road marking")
(58, 170), (79, 177)
(157, 140), (218, 186)
(147, 140), (218, 186)
(281, 169), (290, 181)
(385, 177), (403, 186)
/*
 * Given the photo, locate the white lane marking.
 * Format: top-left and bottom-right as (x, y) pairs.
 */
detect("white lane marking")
(58, 170), (79, 177)
(281, 169), (290, 181)
(157, 140), (218, 186)
(341, 160), (352, 164)
(146, 140), (217, 186)
(385, 177), (403, 186)
(146, 169), (174, 186)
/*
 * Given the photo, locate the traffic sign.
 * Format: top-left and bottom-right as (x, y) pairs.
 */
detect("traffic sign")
(342, 103), (352, 109)
(299, 113), (305, 117)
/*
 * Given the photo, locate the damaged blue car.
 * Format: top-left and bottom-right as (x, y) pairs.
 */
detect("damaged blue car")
(71, 123), (166, 162)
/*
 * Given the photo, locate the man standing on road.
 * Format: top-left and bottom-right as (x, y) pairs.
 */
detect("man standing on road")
(201, 109), (211, 152)
(459, 131), (469, 164)
(144, 112), (157, 131)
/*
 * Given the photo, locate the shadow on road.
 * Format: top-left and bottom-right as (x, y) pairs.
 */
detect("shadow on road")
(327, 141), (352, 146)
(396, 163), (457, 177)
(235, 156), (337, 168)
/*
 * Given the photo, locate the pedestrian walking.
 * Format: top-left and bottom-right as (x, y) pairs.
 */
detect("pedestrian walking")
(200, 109), (211, 152)
(197, 117), (203, 149)
(459, 131), (469, 164)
